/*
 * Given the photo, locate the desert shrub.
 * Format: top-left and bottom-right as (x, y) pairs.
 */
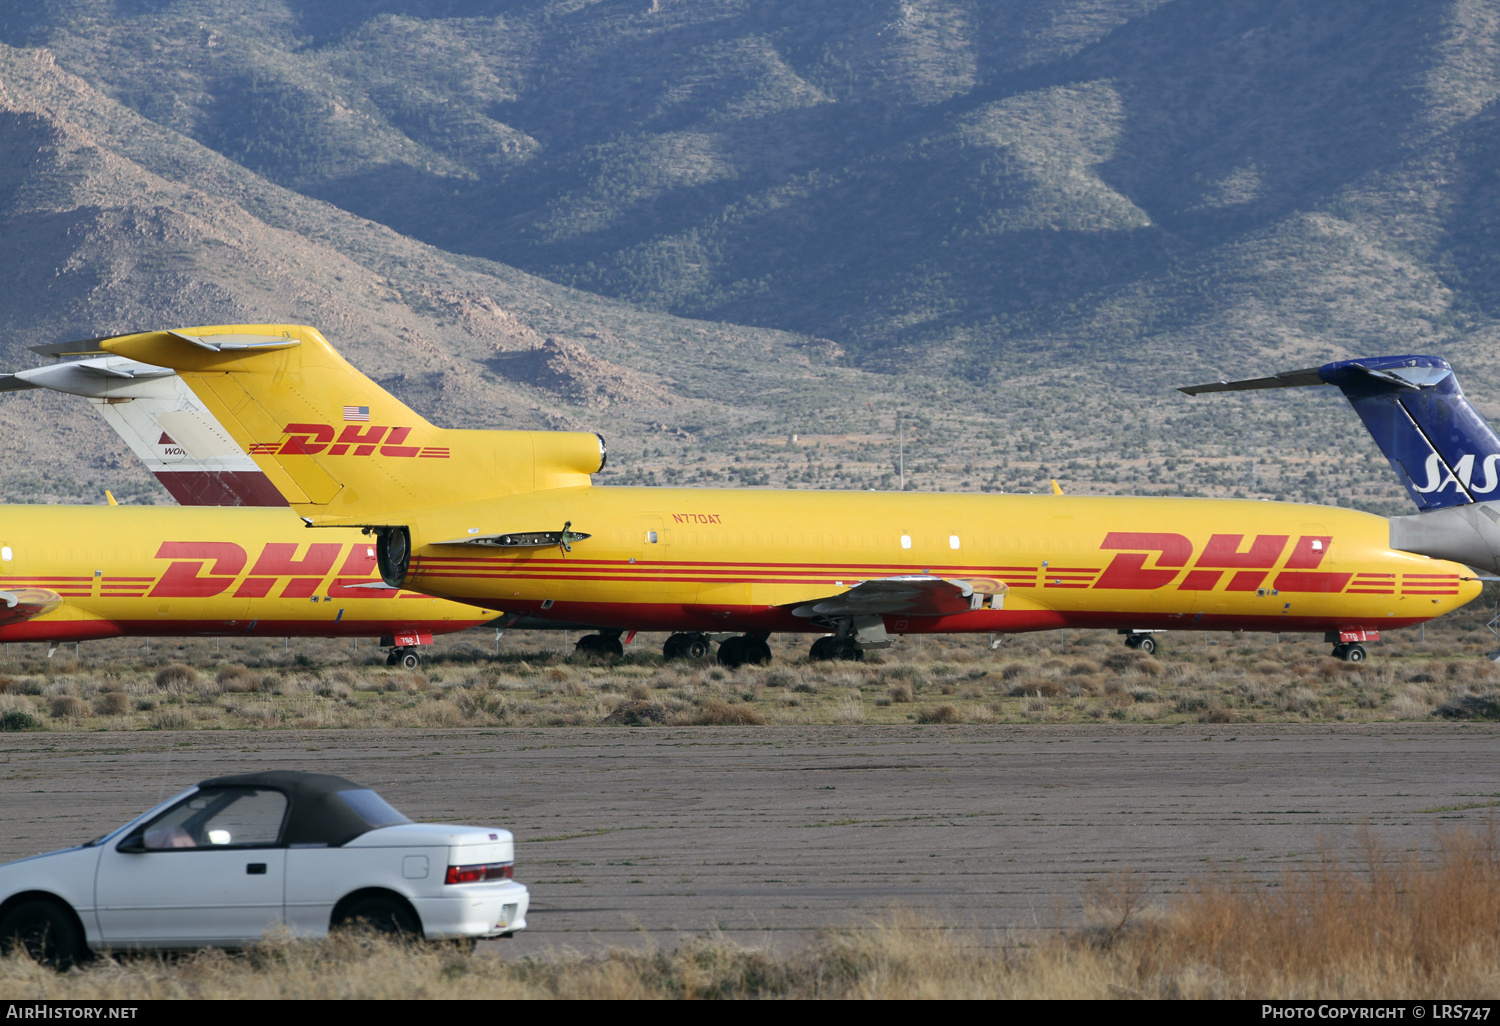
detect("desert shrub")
(627, 683), (653, 701)
(1008, 677), (1066, 698)
(684, 700), (765, 726)
(94, 692), (131, 715)
(889, 682), (914, 703)
(1435, 691), (1500, 720)
(155, 663), (198, 689)
(917, 704), (962, 724)
(0, 709), (37, 731)
(49, 695), (87, 718)
(604, 700), (668, 725)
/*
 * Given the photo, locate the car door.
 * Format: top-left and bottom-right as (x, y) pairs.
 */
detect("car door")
(94, 786), (288, 947)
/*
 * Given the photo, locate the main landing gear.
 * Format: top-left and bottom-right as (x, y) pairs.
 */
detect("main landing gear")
(809, 635), (863, 662)
(661, 632), (771, 667)
(663, 632), (711, 660)
(716, 635), (771, 669)
(575, 631), (625, 657)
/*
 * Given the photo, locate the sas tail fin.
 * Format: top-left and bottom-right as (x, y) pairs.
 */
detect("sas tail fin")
(0, 342), (287, 506)
(99, 325), (605, 524)
(1180, 355), (1500, 512)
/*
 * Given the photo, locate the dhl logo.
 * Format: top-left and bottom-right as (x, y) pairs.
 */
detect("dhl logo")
(141, 541), (399, 599)
(248, 424), (449, 459)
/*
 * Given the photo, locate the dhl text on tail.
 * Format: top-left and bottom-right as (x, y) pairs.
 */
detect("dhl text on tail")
(99, 325), (1480, 665)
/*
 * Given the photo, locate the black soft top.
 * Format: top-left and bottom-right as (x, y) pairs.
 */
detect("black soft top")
(197, 770), (389, 847)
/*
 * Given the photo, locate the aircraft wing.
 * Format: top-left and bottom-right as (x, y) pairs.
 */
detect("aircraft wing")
(0, 589), (63, 626)
(788, 576), (981, 618)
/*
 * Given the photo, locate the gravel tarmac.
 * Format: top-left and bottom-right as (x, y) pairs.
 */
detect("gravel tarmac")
(4, 724), (1500, 956)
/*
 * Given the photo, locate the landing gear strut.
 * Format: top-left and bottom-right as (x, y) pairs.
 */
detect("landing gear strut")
(663, 632), (711, 660)
(575, 631), (625, 657)
(717, 634), (772, 669)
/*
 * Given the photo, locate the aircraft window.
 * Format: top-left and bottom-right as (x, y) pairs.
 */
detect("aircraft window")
(0, 547), (10, 562)
(949, 535), (961, 550)
(646, 531), (658, 544)
(900, 534), (912, 550)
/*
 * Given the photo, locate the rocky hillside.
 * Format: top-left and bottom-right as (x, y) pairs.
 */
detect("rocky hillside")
(5, 2), (1500, 513)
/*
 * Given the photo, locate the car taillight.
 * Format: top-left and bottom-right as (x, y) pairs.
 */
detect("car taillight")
(445, 862), (513, 884)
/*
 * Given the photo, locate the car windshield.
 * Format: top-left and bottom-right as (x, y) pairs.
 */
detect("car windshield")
(337, 789), (410, 828)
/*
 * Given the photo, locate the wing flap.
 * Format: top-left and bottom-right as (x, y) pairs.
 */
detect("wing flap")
(789, 576), (979, 618)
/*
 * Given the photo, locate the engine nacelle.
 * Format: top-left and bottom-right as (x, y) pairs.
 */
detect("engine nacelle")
(1389, 502), (1500, 575)
(374, 526), (411, 588)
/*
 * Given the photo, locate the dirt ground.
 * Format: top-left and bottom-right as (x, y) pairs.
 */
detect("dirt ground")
(5, 723), (1500, 956)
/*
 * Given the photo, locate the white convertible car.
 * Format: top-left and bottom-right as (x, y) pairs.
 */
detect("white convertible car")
(0, 770), (529, 967)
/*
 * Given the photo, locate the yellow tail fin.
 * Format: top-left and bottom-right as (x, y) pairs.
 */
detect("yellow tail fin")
(101, 325), (604, 523)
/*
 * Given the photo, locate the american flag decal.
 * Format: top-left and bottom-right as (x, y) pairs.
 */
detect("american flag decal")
(343, 406), (370, 422)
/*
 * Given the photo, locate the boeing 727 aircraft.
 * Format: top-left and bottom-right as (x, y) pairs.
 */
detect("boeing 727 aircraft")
(95, 325), (1481, 665)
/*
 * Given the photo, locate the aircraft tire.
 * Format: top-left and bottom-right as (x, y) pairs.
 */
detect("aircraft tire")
(717, 636), (746, 668)
(1341, 643), (1367, 663)
(1136, 635), (1157, 655)
(809, 636), (836, 661)
(606, 637), (624, 657)
(575, 634), (600, 655)
(663, 634), (684, 659)
(835, 639), (863, 662)
(398, 650), (421, 670)
(1332, 643), (1348, 660)
(742, 637), (772, 666)
(385, 651), (399, 667)
(683, 635), (710, 660)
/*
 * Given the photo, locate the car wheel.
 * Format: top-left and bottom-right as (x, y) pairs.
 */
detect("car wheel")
(0, 899), (84, 970)
(334, 895), (421, 938)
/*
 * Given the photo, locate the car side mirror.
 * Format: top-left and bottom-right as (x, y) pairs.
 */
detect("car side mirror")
(116, 835), (146, 854)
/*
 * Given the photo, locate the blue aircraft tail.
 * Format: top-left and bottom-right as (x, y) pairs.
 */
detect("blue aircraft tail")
(1179, 356), (1500, 512)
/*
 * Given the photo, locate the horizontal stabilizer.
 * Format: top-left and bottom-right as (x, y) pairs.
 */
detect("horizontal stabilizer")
(790, 576), (979, 618)
(1182, 355), (1500, 512)
(28, 335), (135, 358)
(1176, 368), (1324, 394)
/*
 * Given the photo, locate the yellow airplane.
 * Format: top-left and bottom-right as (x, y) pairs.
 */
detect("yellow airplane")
(0, 505), (499, 667)
(100, 324), (1481, 666)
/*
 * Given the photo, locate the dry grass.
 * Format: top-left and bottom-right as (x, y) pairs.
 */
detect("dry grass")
(9, 827), (1500, 998)
(1, 609), (1499, 730)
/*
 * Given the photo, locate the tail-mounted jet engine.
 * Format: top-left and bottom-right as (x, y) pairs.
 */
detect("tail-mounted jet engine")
(374, 526), (411, 588)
